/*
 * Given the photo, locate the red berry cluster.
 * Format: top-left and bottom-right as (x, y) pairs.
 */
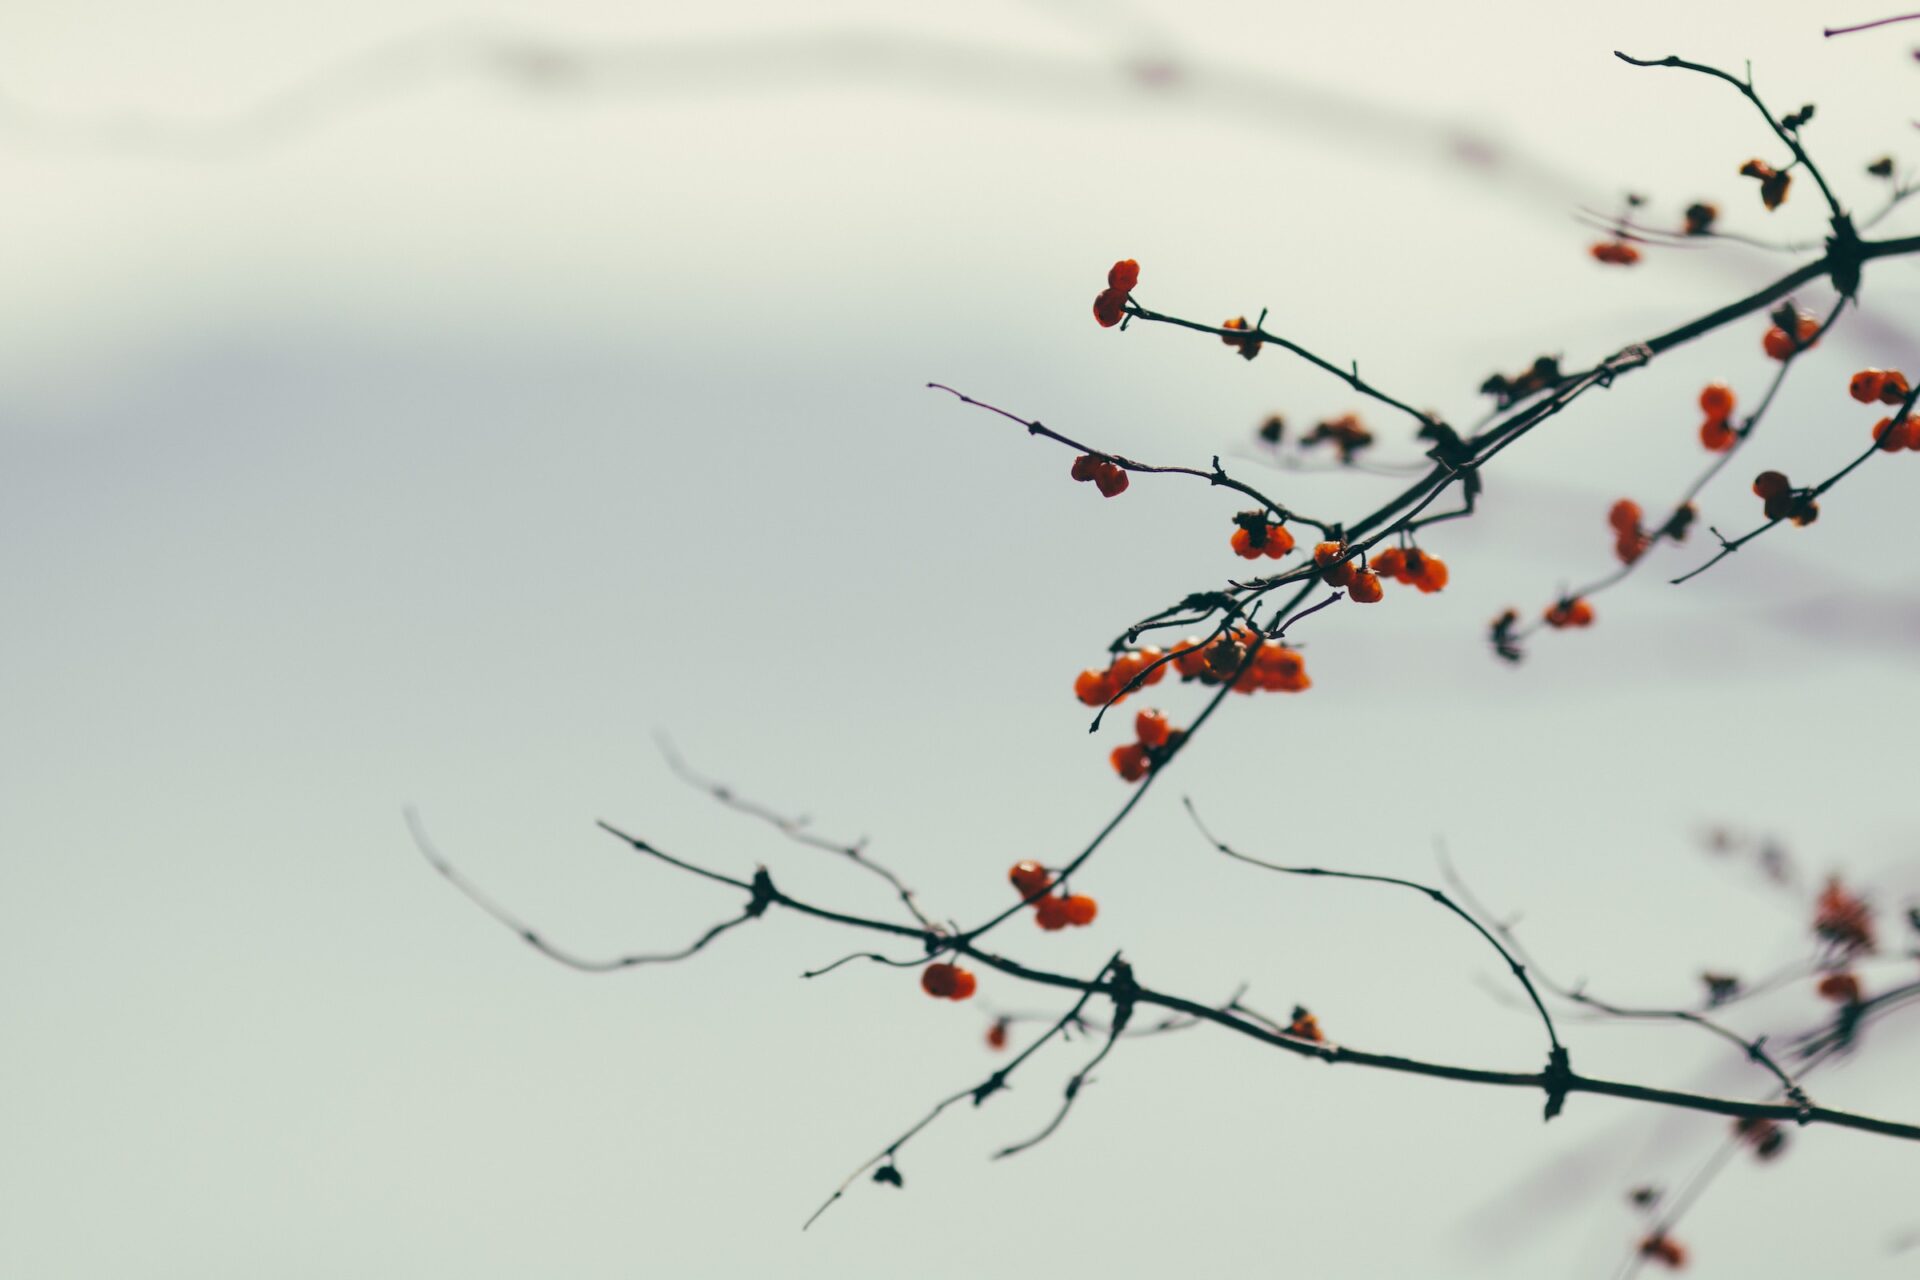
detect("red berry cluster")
(1359, 544), (1450, 598)
(1093, 259), (1138, 328)
(921, 961), (977, 1001)
(1813, 876), (1875, 955)
(1850, 366), (1911, 405)
(1302, 413), (1375, 462)
(1762, 308), (1819, 361)
(1170, 627), (1311, 694)
(1544, 597), (1595, 629)
(1607, 498), (1652, 564)
(1074, 648), (1168, 707)
(1109, 708), (1184, 783)
(1220, 316), (1261, 360)
(1590, 240), (1641, 265)
(1007, 860), (1098, 930)
(1750, 471), (1820, 526)
(1070, 452), (1130, 496)
(1697, 382), (1738, 452)
(1230, 512), (1296, 560)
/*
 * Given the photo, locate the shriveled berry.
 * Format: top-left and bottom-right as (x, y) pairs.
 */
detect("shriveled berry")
(1093, 462), (1130, 497)
(1752, 471), (1790, 500)
(1071, 453), (1102, 482)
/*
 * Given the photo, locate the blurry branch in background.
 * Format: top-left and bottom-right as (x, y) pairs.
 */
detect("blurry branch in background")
(0, 17), (1600, 210)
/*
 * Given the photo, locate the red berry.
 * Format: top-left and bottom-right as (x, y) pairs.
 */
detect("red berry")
(1608, 498), (1643, 533)
(1230, 527), (1261, 559)
(986, 1020), (1009, 1050)
(1107, 259), (1140, 292)
(1348, 570), (1383, 603)
(1752, 470), (1789, 500)
(1880, 370), (1912, 405)
(1070, 453), (1101, 482)
(1034, 894), (1072, 930)
(1699, 417), (1736, 452)
(1092, 288), (1127, 328)
(1817, 972), (1862, 1004)
(1062, 894), (1098, 927)
(1109, 742), (1150, 782)
(1009, 860), (1053, 899)
(1874, 416), (1907, 452)
(1134, 708), (1171, 748)
(1698, 383), (1735, 421)
(1074, 668), (1114, 706)
(921, 962), (961, 998)
(1093, 462), (1130, 497)
(1372, 546), (1407, 580)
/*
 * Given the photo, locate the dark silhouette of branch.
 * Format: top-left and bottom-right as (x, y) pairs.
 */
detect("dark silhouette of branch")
(656, 733), (934, 930)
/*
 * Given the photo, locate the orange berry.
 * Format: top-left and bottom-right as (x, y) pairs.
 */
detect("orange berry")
(1313, 541), (1356, 588)
(1136, 646), (1167, 685)
(1698, 383), (1735, 422)
(986, 1019), (1009, 1050)
(1880, 370), (1912, 405)
(1349, 570), (1383, 603)
(1063, 894), (1098, 926)
(1589, 240), (1640, 265)
(1134, 708), (1172, 749)
(1614, 530), (1650, 564)
(921, 962), (962, 998)
(1263, 524), (1296, 558)
(1286, 1007), (1324, 1042)
(1109, 742), (1150, 782)
(1034, 894), (1072, 931)
(1230, 527), (1261, 559)
(1545, 598), (1594, 628)
(1752, 470), (1789, 500)
(1874, 416), (1907, 452)
(1107, 259), (1140, 292)
(1412, 554), (1449, 594)
(1699, 417), (1736, 451)
(1009, 860), (1053, 899)
(1092, 288), (1127, 328)
(1074, 668), (1114, 706)
(949, 968), (977, 1000)
(1850, 369), (1887, 403)
(1762, 326), (1795, 360)
(1371, 546), (1407, 581)
(1608, 498), (1643, 533)
(1172, 640), (1209, 677)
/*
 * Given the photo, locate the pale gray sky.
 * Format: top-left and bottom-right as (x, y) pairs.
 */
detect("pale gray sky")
(4, 2), (1919, 1276)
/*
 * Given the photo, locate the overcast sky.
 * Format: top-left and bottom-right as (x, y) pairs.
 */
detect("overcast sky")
(4, 2), (1919, 1276)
